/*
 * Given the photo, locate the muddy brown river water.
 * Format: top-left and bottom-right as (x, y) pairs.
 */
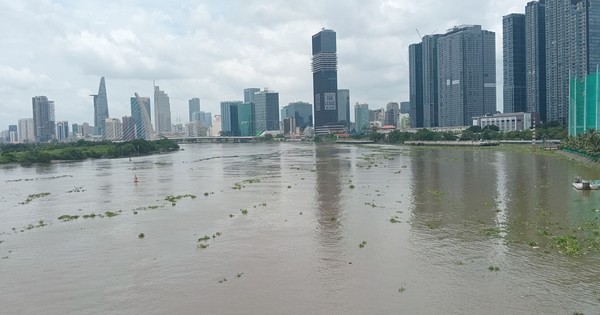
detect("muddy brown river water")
(1, 143), (599, 314)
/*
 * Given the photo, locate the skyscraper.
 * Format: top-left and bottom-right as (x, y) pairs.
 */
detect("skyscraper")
(220, 101), (242, 136)
(104, 118), (122, 141)
(32, 96), (55, 142)
(422, 35), (441, 127)
(189, 98), (200, 122)
(385, 102), (400, 127)
(354, 103), (370, 132)
(526, 0), (547, 121)
(312, 29), (339, 132)
(504, 14), (527, 113)
(56, 121), (69, 142)
(253, 90), (279, 133)
(154, 85), (172, 135)
(337, 89), (350, 129)
(244, 88), (260, 103)
(18, 118), (34, 143)
(131, 94), (153, 140)
(91, 77), (109, 136)
(409, 42), (424, 128)
(437, 25), (496, 127)
(545, 0), (600, 124)
(282, 101), (313, 130)
(237, 102), (255, 136)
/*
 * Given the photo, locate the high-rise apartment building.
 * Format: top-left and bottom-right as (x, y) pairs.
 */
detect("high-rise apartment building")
(253, 90), (279, 133)
(385, 102), (400, 127)
(503, 14), (527, 113)
(437, 25), (496, 127)
(189, 98), (200, 122)
(104, 118), (123, 141)
(18, 118), (34, 143)
(409, 43), (424, 128)
(91, 77), (109, 136)
(32, 96), (55, 142)
(312, 29), (339, 132)
(422, 34), (441, 127)
(131, 94), (153, 140)
(154, 85), (172, 135)
(525, 0), (547, 121)
(337, 89), (350, 129)
(122, 116), (135, 140)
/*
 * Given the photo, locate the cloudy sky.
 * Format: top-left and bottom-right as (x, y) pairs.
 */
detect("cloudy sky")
(0, 0), (529, 129)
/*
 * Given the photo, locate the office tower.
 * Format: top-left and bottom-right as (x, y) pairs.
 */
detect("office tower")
(545, 0), (600, 124)
(72, 123), (80, 137)
(385, 102), (400, 126)
(18, 118), (34, 143)
(283, 117), (297, 135)
(81, 122), (92, 137)
(422, 34), (441, 127)
(91, 77), (109, 136)
(253, 89), (280, 133)
(8, 125), (17, 143)
(503, 14), (527, 113)
(154, 85), (172, 135)
(186, 120), (209, 137)
(32, 96), (56, 142)
(220, 101), (242, 136)
(244, 88), (260, 103)
(526, 0), (547, 121)
(212, 115), (222, 137)
(56, 121), (69, 142)
(282, 101), (313, 130)
(409, 43), (424, 128)
(122, 116), (135, 140)
(104, 118), (122, 141)
(337, 89), (350, 129)
(237, 102), (255, 136)
(400, 101), (410, 114)
(437, 25), (496, 127)
(354, 103), (370, 132)
(131, 94), (153, 140)
(312, 29), (339, 132)
(189, 98), (200, 122)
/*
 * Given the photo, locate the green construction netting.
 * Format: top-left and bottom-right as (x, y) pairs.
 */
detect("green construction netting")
(569, 71), (600, 136)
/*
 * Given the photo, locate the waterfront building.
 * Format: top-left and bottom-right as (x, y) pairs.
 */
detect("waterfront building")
(56, 121), (69, 142)
(422, 35), (442, 127)
(503, 13), (527, 113)
(385, 102), (400, 127)
(237, 102), (254, 137)
(253, 89), (279, 134)
(473, 112), (533, 132)
(18, 118), (34, 143)
(283, 117), (297, 136)
(32, 96), (55, 142)
(220, 101), (242, 136)
(337, 89), (351, 129)
(409, 43), (424, 128)
(525, 0), (547, 121)
(545, 0), (600, 124)
(281, 101), (313, 130)
(130, 94), (153, 140)
(354, 103), (370, 132)
(154, 85), (172, 135)
(437, 25), (496, 127)
(189, 98), (200, 122)
(569, 70), (600, 136)
(186, 120), (209, 137)
(91, 77), (109, 136)
(312, 29), (339, 132)
(211, 115), (222, 137)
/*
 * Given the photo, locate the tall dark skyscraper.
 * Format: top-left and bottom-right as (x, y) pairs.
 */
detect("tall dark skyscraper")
(503, 14), (527, 113)
(312, 29), (339, 132)
(32, 96), (55, 142)
(526, 0), (547, 121)
(91, 77), (109, 135)
(409, 43), (423, 128)
(422, 34), (441, 127)
(253, 90), (279, 133)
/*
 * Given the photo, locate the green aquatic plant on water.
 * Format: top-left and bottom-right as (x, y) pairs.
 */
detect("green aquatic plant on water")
(20, 192), (51, 204)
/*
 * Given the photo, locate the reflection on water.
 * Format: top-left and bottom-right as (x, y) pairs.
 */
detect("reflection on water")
(0, 143), (599, 314)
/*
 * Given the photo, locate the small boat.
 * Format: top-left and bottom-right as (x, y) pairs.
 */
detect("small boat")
(134, 175), (139, 183)
(573, 176), (599, 190)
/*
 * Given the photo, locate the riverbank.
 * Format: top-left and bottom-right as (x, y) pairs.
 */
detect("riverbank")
(556, 149), (600, 168)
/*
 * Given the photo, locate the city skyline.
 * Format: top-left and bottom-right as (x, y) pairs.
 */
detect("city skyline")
(0, 0), (529, 129)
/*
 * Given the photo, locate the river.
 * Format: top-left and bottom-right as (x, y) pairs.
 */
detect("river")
(1, 143), (599, 314)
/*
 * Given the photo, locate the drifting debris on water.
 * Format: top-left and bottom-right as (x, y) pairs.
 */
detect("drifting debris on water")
(58, 215), (79, 222)
(20, 192), (51, 205)
(488, 265), (500, 272)
(197, 243), (209, 249)
(398, 287), (406, 293)
(240, 209), (248, 215)
(138, 233), (145, 239)
(359, 241), (367, 248)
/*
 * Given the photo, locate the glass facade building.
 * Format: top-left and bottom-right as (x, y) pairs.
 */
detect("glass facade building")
(312, 29), (339, 130)
(237, 102), (254, 136)
(92, 77), (109, 136)
(503, 13), (527, 113)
